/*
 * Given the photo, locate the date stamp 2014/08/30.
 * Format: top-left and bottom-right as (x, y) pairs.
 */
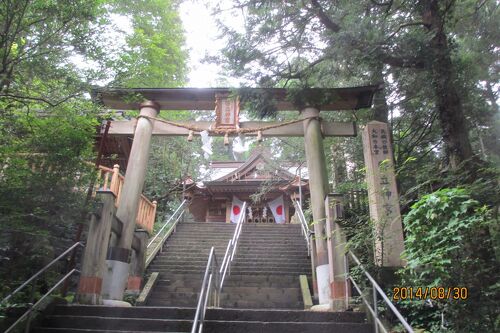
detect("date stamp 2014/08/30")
(392, 287), (468, 301)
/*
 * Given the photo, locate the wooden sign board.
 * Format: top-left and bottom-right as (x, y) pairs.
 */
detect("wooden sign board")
(215, 93), (239, 129)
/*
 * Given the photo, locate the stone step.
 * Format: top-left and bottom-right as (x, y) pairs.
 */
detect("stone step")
(146, 298), (304, 310)
(218, 300), (304, 310)
(152, 283), (301, 300)
(162, 247), (308, 254)
(152, 285), (300, 294)
(34, 329), (188, 333)
(166, 238), (307, 244)
(166, 231), (236, 236)
(154, 256), (311, 265)
(147, 292), (302, 304)
(34, 305), (371, 333)
(164, 243), (308, 250)
(151, 256), (310, 265)
(156, 250), (308, 257)
(160, 244), (307, 252)
(153, 248), (308, 257)
(203, 320), (372, 333)
(154, 273), (308, 283)
(47, 305), (367, 323)
(148, 264), (311, 273)
(40, 316), (193, 332)
(152, 268), (310, 275)
(160, 229), (302, 235)
(154, 278), (310, 289)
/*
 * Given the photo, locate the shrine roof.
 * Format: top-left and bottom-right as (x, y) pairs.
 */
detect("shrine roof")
(91, 85), (380, 111)
(197, 150), (302, 188)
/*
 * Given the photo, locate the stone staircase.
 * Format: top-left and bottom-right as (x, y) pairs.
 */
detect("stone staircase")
(34, 305), (371, 333)
(148, 222), (310, 309)
(146, 221), (235, 307)
(220, 223), (311, 309)
(32, 221), (372, 333)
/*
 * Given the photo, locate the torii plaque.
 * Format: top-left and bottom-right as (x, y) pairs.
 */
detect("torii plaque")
(215, 93), (239, 129)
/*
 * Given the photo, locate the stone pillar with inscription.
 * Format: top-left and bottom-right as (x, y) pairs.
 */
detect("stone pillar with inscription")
(362, 121), (405, 267)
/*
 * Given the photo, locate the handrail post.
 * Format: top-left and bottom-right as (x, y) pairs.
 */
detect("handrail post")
(373, 287), (379, 333)
(110, 164), (120, 196)
(24, 281), (36, 333)
(348, 251), (414, 333)
(344, 252), (349, 309)
(151, 200), (158, 232)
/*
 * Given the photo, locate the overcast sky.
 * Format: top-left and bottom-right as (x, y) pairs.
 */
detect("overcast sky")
(179, 1), (242, 87)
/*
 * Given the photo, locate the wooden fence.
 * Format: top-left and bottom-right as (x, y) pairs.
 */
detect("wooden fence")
(344, 189), (368, 213)
(94, 165), (157, 234)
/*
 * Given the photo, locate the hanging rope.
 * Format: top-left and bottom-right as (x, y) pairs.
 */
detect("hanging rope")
(136, 114), (321, 136)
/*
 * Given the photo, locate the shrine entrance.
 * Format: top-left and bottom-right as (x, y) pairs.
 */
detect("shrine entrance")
(78, 85), (406, 308)
(182, 149), (303, 224)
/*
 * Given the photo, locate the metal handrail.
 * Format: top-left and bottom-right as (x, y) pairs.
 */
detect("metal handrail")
(292, 199), (311, 254)
(1, 242), (84, 333)
(347, 251), (414, 333)
(145, 199), (187, 267)
(219, 201), (247, 292)
(191, 247), (219, 333)
(191, 203), (247, 332)
(1, 242), (83, 305)
(147, 199), (187, 247)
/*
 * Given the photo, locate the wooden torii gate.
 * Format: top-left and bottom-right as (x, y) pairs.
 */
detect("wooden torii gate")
(77, 85), (405, 308)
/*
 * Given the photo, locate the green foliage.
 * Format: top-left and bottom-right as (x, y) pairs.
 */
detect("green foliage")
(237, 88), (278, 119)
(0, 0), (188, 306)
(400, 188), (499, 332)
(109, 0), (188, 87)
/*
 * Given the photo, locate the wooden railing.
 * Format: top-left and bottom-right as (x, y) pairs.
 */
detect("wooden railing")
(344, 189), (368, 213)
(94, 165), (157, 234)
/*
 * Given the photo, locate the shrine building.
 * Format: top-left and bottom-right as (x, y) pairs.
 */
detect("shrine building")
(182, 150), (309, 224)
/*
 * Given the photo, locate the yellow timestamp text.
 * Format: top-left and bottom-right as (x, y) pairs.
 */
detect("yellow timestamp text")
(392, 287), (468, 301)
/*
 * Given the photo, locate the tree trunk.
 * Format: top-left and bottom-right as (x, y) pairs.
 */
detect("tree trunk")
(482, 81), (500, 158)
(423, 0), (474, 169)
(371, 62), (389, 123)
(330, 141), (347, 191)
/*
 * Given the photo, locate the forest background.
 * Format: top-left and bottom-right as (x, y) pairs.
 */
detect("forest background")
(0, 0), (498, 332)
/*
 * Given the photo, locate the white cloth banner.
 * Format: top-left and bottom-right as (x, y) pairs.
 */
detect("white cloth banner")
(200, 130), (213, 159)
(230, 196), (244, 223)
(268, 195), (285, 224)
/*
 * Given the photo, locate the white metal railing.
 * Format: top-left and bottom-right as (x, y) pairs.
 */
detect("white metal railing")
(292, 198), (413, 332)
(191, 247), (219, 333)
(1, 242), (84, 333)
(145, 199), (187, 267)
(292, 199), (311, 254)
(191, 202), (247, 333)
(347, 251), (414, 333)
(219, 201), (247, 292)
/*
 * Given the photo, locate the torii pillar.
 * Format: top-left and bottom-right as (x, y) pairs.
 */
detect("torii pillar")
(301, 107), (330, 305)
(102, 101), (159, 301)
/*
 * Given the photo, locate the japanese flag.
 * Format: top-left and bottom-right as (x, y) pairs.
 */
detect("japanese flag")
(268, 195), (285, 224)
(230, 196), (244, 223)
